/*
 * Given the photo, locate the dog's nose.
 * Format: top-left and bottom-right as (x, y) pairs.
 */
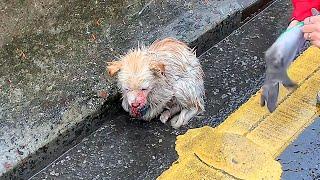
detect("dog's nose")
(131, 102), (140, 108)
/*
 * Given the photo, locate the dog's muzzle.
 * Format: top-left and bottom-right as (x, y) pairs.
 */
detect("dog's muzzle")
(130, 104), (150, 118)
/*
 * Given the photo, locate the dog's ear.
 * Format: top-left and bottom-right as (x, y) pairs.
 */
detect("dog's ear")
(150, 61), (165, 76)
(106, 61), (122, 76)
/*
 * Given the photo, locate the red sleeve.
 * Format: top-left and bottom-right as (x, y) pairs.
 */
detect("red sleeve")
(291, 0), (320, 21)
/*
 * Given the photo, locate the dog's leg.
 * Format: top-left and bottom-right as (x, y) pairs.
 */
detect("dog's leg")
(143, 105), (166, 121)
(159, 105), (180, 124)
(182, 108), (198, 125)
(170, 108), (197, 129)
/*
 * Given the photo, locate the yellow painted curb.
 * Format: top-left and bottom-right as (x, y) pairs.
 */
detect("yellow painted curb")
(158, 46), (320, 180)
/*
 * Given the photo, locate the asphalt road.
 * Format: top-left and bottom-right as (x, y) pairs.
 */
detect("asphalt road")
(279, 118), (320, 180)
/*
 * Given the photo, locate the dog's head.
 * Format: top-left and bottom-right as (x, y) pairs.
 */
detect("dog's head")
(107, 49), (165, 118)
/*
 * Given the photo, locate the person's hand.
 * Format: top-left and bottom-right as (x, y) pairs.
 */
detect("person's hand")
(302, 16), (320, 47)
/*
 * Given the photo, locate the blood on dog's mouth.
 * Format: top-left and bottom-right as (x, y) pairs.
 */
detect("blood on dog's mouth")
(130, 107), (141, 117)
(130, 105), (149, 118)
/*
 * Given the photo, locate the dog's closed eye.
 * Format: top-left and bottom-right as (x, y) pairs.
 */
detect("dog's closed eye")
(123, 87), (130, 92)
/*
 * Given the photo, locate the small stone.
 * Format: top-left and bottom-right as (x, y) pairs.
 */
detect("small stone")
(34, 85), (41, 92)
(49, 170), (59, 176)
(158, 139), (163, 143)
(221, 94), (228, 99)
(232, 158), (238, 164)
(46, 85), (54, 91)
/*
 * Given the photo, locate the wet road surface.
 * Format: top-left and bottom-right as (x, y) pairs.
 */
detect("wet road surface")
(279, 118), (320, 180)
(1, 0), (265, 178)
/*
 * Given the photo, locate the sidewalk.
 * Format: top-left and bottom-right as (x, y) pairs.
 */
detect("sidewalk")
(0, 0), (272, 179)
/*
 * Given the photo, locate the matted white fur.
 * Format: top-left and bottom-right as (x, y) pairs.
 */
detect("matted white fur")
(107, 38), (205, 129)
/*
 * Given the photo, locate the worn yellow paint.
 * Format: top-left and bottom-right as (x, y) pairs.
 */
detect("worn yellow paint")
(246, 70), (320, 157)
(159, 127), (282, 180)
(158, 46), (320, 180)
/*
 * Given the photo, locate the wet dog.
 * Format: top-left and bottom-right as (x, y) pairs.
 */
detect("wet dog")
(107, 38), (205, 129)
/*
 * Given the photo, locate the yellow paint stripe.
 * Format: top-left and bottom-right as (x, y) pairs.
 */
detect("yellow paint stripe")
(158, 46), (320, 180)
(247, 70), (320, 157)
(216, 47), (320, 135)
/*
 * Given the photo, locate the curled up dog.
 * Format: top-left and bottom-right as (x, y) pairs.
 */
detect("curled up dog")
(107, 38), (205, 129)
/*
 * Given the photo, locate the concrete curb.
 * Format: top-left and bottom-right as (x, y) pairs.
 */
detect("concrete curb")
(0, 0), (273, 179)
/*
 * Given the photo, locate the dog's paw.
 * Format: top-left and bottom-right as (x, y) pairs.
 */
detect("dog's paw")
(170, 116), (182, 129)
(171, 122), (182, 129)
(160, 110), (170, 124)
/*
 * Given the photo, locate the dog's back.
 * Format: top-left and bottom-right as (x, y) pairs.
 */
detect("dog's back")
(149, 38), (205, 112)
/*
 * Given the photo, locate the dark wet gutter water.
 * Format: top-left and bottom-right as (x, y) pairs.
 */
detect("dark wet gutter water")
(190, 0), (273, 55)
